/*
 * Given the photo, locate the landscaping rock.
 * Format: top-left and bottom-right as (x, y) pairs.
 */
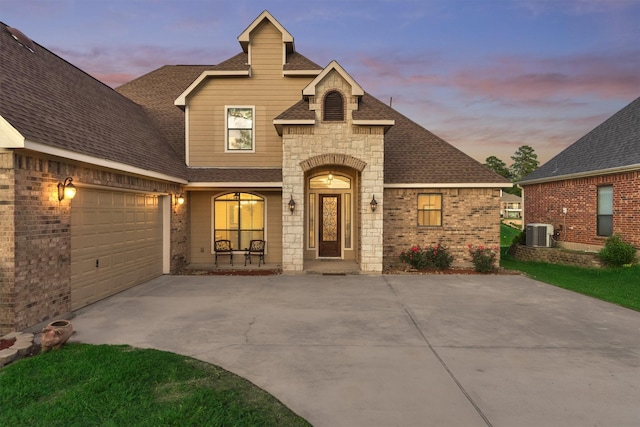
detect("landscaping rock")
(0, 347), (18, 367)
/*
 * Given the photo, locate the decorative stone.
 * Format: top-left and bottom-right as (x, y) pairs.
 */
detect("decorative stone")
(0, 348), (18, 367)
(1, 332), (20, 340)
(12, 340), (33, 357)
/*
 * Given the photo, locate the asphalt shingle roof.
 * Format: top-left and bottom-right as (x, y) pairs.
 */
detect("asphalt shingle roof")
(188, 168), (282, 183)
(0, 23), (188, 180)
(2, 22), (506, 187)
(116, 65), (214, 163)
(275, 93), (505, 184)
(520, 96), (640, 184)
(284, 52), (323, 71)
(369, 95), (508, 184)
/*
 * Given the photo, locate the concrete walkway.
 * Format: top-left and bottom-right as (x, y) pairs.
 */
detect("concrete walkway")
(70, 274), (640, 427)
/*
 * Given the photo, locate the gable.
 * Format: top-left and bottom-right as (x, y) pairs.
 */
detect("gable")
(303, 61), (364, 97)
(237, 10), (294, 56)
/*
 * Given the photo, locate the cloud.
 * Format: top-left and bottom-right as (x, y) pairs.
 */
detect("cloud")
(515, 0), (637, 16)
(451, 52), (640, 103)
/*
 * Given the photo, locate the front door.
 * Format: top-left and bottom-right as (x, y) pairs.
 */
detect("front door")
(319, 194), (341, 257)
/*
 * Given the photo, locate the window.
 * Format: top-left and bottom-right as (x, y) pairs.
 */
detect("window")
(597, 185), (613, 236)
(309, 173), (351, 189)
(418, 194), (442, 226)
(344, 193), (352, 249)
(308, 193), (315, 249)
(226, 107), (254, 151)
(323, 91), (344, 121)
(214, 193), (264, 250)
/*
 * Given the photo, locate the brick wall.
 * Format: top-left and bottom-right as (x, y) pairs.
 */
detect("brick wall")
(523, 170), (640, 249)
(0, 151), (187, 334)
(0, 152), (16, 334)
(383, 187), (501, 269)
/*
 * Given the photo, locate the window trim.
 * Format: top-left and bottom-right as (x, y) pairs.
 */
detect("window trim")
(596, 185), (613, 237)
(417, 193), (443, 227)
(212, 192), (265, 252)
(225, 105), (255, 153)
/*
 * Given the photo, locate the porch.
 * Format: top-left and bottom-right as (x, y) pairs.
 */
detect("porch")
(181, 259), (361, 275)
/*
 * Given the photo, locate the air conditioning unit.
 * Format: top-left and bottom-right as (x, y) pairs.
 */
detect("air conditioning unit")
(526, 223), (554, 247)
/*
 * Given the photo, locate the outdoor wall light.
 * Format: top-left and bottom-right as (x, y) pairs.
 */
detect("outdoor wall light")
(370, 195), (378, 212)
(289, 195), (296, 213)
(57, 177), (76, 201)
(173, 193), (185, 205)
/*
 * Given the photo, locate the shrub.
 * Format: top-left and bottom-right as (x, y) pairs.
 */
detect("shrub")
(598, 234), (637, 267)
(399, 243), (453, 270)
(468, 245), (499, 273)
(512, 230), (526, 246)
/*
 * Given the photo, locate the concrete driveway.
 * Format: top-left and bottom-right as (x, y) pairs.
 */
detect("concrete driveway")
(70, 274), (640, 427)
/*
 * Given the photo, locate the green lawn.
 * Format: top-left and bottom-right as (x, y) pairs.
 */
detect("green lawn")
(0, 344), (310, 427)
(501, 254), (640, 311)
(500, 222), (522, 246)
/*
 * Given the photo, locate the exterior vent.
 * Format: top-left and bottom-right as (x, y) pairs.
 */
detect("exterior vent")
(526, 223), (554, 247)
(323, 91), (344, 121)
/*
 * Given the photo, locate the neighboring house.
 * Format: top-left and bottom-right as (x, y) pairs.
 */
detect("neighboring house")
(519, 96), (640, 252)
(0, 12), (509, 334)
(500, 191), (522, 220)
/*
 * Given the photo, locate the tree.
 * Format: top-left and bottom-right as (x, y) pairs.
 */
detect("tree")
(484, 156), (511, 179)
(510, 145), (539, 181)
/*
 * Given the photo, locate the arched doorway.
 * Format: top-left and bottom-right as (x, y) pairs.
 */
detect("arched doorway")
(305, 169), (357, 260)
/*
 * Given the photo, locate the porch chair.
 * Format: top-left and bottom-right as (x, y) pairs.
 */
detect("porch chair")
(244, 239), (265, 267)
(214, 239), (233, 267)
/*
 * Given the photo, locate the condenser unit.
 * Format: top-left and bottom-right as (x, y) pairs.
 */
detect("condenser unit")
(526, 223), (554, 247)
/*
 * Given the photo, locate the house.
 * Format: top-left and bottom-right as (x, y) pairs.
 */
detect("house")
(500, 191), (522, 221)
(519, 96), (640, 252)
(0, 12), (509, 334)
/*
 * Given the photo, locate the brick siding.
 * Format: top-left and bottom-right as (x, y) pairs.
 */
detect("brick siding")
(523, 171), (640, 249)
(0, 152), (187, 334)
(383, 187), (501, 269)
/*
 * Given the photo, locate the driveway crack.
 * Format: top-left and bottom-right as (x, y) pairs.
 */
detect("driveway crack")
(383, 277), (493, 427)
(244, 316), (256, 343)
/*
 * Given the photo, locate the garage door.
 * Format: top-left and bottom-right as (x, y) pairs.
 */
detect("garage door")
(71, 188), (163, 310)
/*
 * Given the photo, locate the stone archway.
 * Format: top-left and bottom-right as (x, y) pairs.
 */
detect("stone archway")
(299, 153), (367, 173)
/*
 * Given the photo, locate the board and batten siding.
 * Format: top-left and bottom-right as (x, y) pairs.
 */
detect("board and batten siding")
(187, 20), (313, 168)
(189, 191), (282, 266)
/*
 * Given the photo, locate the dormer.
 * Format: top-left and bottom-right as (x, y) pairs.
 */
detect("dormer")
(274, 61), (394, 132)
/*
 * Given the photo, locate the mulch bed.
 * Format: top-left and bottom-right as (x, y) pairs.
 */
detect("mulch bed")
(0, 338), (16, 351)
(384, 267), (521, 275)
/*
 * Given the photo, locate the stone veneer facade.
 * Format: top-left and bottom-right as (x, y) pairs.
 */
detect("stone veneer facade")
(383, 187), (502, 269)
(281, 70), (384, 272)
(0, 151), (188, 334)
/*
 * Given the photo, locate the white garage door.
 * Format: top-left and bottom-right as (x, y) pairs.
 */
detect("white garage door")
(71, 188), (163, 310)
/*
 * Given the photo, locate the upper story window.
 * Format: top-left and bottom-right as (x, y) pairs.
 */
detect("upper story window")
(597, 185), (613, 236)
(323, 91), (344, 122)
(418, 194), (442, 227)
(226, 106), (255, 152)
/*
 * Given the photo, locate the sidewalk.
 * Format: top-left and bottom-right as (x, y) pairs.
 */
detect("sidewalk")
(70, 274), (640, 427)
